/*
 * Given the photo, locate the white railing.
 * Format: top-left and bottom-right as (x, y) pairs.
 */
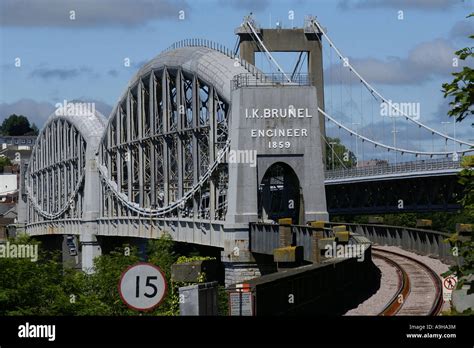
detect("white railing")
(325, 158), (462, 180)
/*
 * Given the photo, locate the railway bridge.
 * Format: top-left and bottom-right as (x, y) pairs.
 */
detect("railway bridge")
(18, 16), (473, 285)
(22, 38), (328, 281)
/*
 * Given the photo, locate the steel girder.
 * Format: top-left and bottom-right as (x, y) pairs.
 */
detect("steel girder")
(98, 68), (229, 221)
(26, 119), (87, 222)
(325, 174), (463, 215)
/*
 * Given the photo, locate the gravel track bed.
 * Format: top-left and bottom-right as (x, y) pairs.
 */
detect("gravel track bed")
(344, 244), (451, 315)
(345, 256), (400, 315)
(375, 249), (437, 315)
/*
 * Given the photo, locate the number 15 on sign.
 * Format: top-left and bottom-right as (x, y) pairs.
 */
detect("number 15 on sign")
(118, 263), (167, 311)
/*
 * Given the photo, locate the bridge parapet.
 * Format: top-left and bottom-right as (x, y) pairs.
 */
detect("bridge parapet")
(250, 221), (455, 264)
(229, 245), (375, 315)
(231, 73), (312, 90)
(325, 158), (461, 182)
(327, 222), (455, 264)
(249, 222), (334, 262)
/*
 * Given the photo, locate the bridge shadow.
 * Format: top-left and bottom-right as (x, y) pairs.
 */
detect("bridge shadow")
(245, 253), (382, 316)
(335, 260), (382, 316)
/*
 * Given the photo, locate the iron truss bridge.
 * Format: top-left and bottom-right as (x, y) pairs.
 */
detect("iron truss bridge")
(25, 40), (258, 246)
(23, 19), (473, 242)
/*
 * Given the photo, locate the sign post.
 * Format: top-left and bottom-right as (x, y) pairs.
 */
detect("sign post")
(442, 275), (457, 302)
(118, 262), (167, 311)
(228, 283), (254, 316)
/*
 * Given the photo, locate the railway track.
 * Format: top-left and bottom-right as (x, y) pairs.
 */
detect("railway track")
(372, 248), (443, 316)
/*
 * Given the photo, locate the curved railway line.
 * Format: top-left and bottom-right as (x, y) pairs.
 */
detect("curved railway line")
(372, 248), (443, 316)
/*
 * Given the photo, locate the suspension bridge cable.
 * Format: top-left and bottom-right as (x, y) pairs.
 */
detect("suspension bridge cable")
(320, 107), (474, 156)
(245, 20), (292, 82)
(310, 18), (474, 148)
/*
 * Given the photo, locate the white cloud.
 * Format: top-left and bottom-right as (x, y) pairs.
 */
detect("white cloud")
(0, 0), (189, 27)
(217, 0), (270, 11)
(325, 39), (461, 85)
(338, 0), (461, 10)
(449, 20), (473, 39)
(0, 99), (55, 128)
(0, 98), (112, 129)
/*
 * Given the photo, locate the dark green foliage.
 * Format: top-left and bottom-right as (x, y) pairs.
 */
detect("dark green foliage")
(0, 157), (12, 172)
(442, 13), (473, 125)
(325, 136), (357, 169)
(0, 236), (65, 315)
(440, 13), (474, 300)
(0, 234), (228, 316)
(0, 114), (39, 136)
(331, 211), (473, 232)
(442, 156), (474, 300)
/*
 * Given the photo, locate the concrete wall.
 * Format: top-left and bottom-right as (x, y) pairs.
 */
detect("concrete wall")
(179, 281), (218, 316)
(0, 174), (17, 196)
(224, 261), (277, 286)
(249, 222), (456, 265)
(238, 246), (377, 315)
(237, 28), (325, 139)
(226, 86), (328, 224)
(333, 223), (455, 264)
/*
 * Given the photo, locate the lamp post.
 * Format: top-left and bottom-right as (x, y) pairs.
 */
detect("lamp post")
(391, 117), (399, 165)
(352, 122), (360, 167)
(329, 141), (337, 171)
(441, 121), (451, 153)
(453, 119), (457, 154)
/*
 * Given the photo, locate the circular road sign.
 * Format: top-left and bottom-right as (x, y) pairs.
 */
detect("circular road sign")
(118, 263), (167, 311)
(443, 276), (457, 291)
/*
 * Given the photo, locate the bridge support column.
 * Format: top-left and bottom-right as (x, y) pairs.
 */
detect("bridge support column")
(222, 259), (277, 287)
(310, 221), (325, 263)
(221, 233), (276, 287)
(223, 262), (262, 287)
(278, 218), (293, 247)
(80, 232), (101, 274)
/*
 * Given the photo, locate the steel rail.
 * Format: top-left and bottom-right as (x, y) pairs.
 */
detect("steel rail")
(373, 247), (444, 316)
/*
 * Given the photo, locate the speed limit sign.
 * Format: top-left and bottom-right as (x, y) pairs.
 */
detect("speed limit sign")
(118, 263), (167, 311)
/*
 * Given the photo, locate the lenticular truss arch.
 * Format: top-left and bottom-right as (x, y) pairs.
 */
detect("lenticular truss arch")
(26, 110), (107, 220)
(98, 43), (259, 217)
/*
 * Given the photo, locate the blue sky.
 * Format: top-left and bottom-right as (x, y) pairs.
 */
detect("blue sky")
(0, 0), (472, 157)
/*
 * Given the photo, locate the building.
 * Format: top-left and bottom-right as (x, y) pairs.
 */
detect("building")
(0, 135), (36, 150)
(0, 146), (32, 164)
(0, 204), (16, 240)
(357, 159), (389, 168)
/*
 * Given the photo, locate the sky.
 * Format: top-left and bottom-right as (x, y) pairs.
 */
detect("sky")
(0, 0), (472, 158)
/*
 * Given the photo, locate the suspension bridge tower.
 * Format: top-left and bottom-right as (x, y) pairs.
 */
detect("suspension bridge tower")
(235, 15), (326, 158)
(228, 15), (328, 227)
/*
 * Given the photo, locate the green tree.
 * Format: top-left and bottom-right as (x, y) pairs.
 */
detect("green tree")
(441, 16), (474, 301)
(0, 234), (227, 316)
(443, 156), (474, 297)
(29, 123), (39, 136)
(71, 235), (181, 316)
(0, 114), (38, 136)
(0, 236), (67, 315)
(442, 13), (473, 125)
(0, 156), (12, 172)
(325, 136), (357, 170)
(77, 245), (141, 315)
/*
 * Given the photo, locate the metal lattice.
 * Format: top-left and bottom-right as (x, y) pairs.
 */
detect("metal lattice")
(27, 118), (87, 220)
(98, 68), (231, 220)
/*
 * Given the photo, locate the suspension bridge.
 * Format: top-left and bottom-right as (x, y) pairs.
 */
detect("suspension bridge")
(18, 15), (473, 286)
